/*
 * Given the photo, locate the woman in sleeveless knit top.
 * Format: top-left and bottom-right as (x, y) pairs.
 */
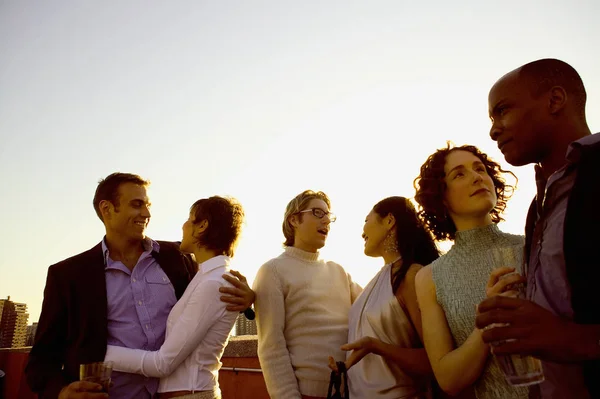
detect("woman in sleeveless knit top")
(328, 196), (439, 398)
(413, 144), (529, 399)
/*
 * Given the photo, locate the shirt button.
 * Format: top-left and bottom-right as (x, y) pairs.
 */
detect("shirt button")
(163, 276), (167, 282)
(138, 300), (142, 306)
(145, 324), (149, 329)
(132, 278), (136, 282)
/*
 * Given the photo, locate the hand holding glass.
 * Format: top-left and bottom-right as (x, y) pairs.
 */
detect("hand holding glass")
(484, 246), (544, 387)
(80, 361), (112, 393)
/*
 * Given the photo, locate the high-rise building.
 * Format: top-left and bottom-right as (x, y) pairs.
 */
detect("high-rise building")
(26, 322), (39, 346)
(0, 296), (29, 348)
(234, 313), (257, 336)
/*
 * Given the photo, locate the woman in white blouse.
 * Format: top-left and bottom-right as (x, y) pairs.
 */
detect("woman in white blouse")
(105, 196), (245, 399)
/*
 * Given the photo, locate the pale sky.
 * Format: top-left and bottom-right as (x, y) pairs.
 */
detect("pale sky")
(1, 1), (598, 323)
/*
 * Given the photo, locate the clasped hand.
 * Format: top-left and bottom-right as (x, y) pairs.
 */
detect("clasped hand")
(477, 268), (580, 363)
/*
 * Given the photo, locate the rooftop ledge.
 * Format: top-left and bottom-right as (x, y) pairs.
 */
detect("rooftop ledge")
(0, 334), (259, 357)
(0, 335), (267, 399)
(223, 334), (258, 358)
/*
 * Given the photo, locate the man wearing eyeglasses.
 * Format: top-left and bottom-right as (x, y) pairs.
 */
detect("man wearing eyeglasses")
(253, 190), (363, 399)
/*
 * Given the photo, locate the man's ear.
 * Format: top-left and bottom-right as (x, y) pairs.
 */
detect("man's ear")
(289, 214), (300, 228)
(99, 200), (113, 221)
(548, 86), (567, 115)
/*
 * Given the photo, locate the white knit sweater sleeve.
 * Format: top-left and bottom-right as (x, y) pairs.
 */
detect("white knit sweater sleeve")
(329, 261), (363, 304)
(253, 261), (302, 399)
(347, 271), (363, 304)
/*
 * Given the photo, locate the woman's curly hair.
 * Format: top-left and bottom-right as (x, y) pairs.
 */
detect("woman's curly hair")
(413, 143), (516, 241)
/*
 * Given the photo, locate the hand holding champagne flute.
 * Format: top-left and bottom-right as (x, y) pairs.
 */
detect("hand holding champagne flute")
(483, 246), (544, 387)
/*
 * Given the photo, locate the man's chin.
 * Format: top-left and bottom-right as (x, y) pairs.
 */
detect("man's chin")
(314, 239), (327, 250)
(128, 232), (146, 242)
(503, 151), (531, 167)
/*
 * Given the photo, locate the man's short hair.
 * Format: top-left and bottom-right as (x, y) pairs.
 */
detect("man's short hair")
(519, 58), (587, 119)
(190, 196), (244, 257)
(282, 190), (331, 247)
(93, 172), (150, 222)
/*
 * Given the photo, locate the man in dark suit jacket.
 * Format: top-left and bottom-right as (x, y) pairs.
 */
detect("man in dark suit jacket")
(476, 59), (600, 398)
(25, 173), (255, 399)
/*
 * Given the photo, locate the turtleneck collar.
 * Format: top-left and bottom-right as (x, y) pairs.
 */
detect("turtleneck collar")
(454, 223), (503, 247)
(284, 246), (320, 262)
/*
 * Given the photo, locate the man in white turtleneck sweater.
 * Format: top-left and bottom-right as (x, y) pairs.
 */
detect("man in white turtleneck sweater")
(253, 190), (362, 399)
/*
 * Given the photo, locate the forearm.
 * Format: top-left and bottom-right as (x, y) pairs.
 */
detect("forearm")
(105, 345), (152, 376)
(106, 285), (234, 378)
(256, 301), (301, 398)
(254, 264), (301, 398)
(434, 328), (489, 395)
(371, 340), (432, 377)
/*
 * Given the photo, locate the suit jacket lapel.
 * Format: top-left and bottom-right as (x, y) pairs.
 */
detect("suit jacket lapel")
(80, 243), (109, 360)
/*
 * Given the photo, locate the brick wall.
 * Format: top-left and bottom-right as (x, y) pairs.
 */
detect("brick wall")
(0, 336), (269, 399)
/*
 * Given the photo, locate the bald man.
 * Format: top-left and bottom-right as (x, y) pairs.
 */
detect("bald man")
(476, 59), (599, 398)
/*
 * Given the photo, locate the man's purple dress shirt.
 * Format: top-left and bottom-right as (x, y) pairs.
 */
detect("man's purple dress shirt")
(103, 238), (178, 399)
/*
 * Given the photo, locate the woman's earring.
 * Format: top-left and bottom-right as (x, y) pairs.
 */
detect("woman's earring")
(383, 232), (398, 254)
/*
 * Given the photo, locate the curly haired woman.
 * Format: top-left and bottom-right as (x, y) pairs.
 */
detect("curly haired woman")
(413, 144), (529, 399)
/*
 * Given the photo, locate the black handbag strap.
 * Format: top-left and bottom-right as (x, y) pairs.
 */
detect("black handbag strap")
(326, 361), (349, 399)
(342, 362), (349, 398)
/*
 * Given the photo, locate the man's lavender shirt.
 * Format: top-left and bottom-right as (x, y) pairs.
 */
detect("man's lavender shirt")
(103, 238), (178, 399)
(527, 134), (600, 399)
